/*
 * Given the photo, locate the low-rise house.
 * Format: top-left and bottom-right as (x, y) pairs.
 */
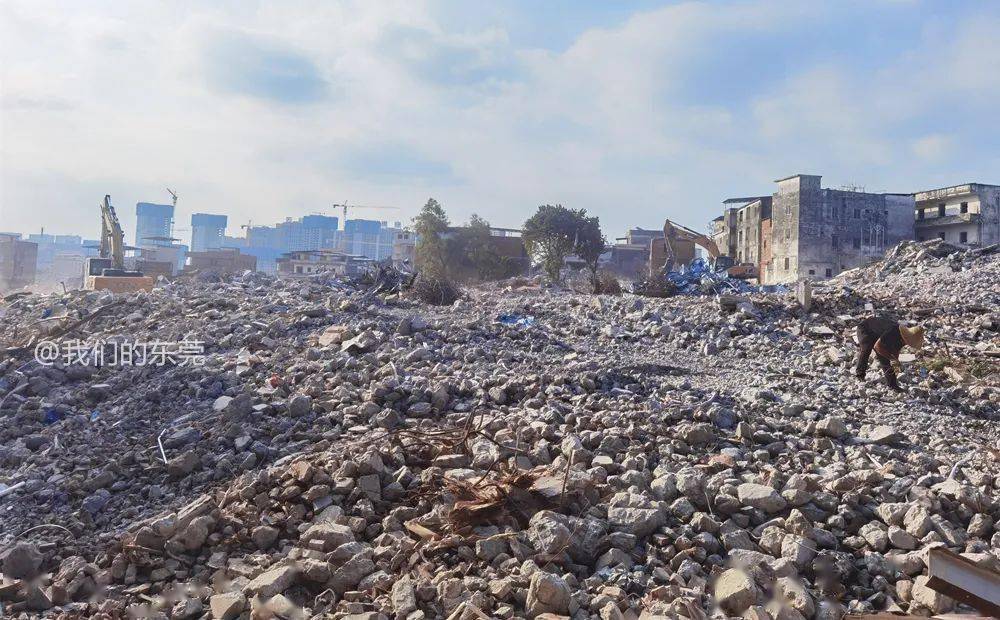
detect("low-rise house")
(276, 250), (371, 277)
(186, 248), (257, 274)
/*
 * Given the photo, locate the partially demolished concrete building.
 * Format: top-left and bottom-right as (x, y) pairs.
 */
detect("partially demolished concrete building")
(727, 197), (772, 270)
(914, 182), (1000, 247)
(763, 175), (914, 284)
(714, 175), (1000, 284)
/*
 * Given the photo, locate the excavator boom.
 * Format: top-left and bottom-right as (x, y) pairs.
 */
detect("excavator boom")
(656, 217), (757, 280)
(99, 195), (126, 270)
(663, 219), (721, 259)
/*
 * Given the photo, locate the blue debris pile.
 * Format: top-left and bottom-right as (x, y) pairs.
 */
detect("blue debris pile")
(636, 259), (786, 296)
(497, 313), (535, 328)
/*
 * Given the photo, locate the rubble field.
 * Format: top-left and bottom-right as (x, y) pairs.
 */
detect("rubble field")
(1, 240), (998, 619)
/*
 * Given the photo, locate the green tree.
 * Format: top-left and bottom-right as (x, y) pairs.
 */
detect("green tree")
(413, 198), (449, 276)
(522, 204), (582, 281)
(522, 205), (606, 284)
(574, 214), (606, 290)
(462, 214), (499, 280)
(443, 213), (516, 281)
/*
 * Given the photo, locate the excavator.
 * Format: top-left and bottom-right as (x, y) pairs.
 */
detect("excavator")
(655, 219), (757, 280)
(84, 195), (155, 292)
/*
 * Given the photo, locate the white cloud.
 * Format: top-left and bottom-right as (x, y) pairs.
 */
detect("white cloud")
(2, 1), (999, 242)
(911, 134), (954, 161)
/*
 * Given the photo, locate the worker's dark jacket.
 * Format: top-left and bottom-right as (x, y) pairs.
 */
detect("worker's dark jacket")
(856, 316), (904, 390)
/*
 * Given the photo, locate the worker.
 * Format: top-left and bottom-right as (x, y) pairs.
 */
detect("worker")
(855, 316), (925, 392)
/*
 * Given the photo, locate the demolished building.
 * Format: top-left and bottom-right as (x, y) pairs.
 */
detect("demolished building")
(768, 175), (915, 284)
(914, 182), (1000, 247)
(722, 175), (915, 284)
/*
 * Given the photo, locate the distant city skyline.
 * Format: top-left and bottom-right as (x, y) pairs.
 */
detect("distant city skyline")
(3, 1), (1000, 239)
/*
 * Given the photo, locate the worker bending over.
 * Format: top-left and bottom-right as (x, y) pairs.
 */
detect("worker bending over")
(855, 316), (925, 392)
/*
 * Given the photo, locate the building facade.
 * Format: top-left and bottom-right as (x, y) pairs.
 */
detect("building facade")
(185, 248), (257, 274)
(246, 215), (340, 253)
(606, 244), (648, 278)
(25, 233), (99, 287)
(138, 244), (187, 276)
(767, 174), (914, 284)
(135, 203), (174, 249)
(391, 230), (416, 266)
(0, 233), (38, 291)
(731, 197), (772, 267)
(191, 213), (228, 253)
(276, 250), (371, 277)
(339, 219), (398, 261)
(913, 183), (1000, 247)
(711, 207), (739, 259)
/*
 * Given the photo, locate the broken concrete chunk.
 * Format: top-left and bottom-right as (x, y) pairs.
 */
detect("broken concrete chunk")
(714, 569), (759, 615)
(210, 592), (247, 620)
(1, 542), (43, 580)
(243, 565), (298, 598)
(525, 572), (571, 617)
(737, 483), (787, 513)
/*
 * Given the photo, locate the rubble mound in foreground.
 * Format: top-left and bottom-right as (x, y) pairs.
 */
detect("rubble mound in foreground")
(0, 257), (998, 619)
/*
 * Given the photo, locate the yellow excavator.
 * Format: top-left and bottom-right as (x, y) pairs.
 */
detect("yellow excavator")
(655, 219), (757, 279)
(84, 195), (155, 292)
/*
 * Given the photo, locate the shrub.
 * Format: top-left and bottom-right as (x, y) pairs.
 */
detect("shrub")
(412, 272), (461, 306)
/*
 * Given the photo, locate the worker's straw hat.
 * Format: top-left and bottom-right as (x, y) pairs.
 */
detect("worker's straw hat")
(899, 325), (925, 351)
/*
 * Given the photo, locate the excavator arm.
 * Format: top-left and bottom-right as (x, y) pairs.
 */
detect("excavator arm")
(663, 219), (721, 259)
(658, 218), (757, 280)
(99, 195), (126, 270)
(656, 218), (721, 275)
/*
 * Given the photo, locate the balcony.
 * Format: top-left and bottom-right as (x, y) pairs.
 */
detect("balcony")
(915, 212), (979, 228)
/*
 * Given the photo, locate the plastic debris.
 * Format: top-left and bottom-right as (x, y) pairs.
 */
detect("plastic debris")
(497, 313), (535, 327)
(639, 258), (786, 296)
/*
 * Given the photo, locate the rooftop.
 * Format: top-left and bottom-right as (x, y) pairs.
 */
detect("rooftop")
(723, 196), (770, 204)
(913, 182), (1000, 197)
(774, 173), (820, 183)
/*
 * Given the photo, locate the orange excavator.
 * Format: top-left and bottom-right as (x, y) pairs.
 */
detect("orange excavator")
(656, 219), (757, 279)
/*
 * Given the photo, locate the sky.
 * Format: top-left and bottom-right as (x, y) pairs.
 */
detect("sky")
(2, 0), (999, 242)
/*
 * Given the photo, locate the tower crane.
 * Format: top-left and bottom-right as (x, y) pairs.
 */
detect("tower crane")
(166, 188), (178, 208)
(331, 202), (400, 225)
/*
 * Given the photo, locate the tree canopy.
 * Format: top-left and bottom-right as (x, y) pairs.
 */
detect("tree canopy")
(412, 198), (449, 276)
(522, 204), (605, 282)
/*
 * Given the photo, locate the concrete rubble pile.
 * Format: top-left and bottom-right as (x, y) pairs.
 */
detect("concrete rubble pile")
(831, 238), (999, 301)
(0, 254), (998, 619)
